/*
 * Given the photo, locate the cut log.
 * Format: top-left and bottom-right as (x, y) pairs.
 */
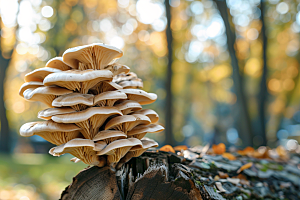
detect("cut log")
(60, 151), (300, 200)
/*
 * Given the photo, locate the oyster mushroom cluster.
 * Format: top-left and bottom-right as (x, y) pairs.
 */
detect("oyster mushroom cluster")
(19, 43), (164, 167)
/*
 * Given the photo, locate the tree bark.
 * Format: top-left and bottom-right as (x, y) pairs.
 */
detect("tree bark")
(214, 0), (253, 147)
(257, 0), (268, 146)
(164, 0), (175, 146)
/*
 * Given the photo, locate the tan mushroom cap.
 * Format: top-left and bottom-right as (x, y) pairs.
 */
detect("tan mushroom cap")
(104, 115), (137, 133)
(43, 69), (113, 94)
(62, 43), (123, 70)
(46, 57), (72, 71)
(93, 130), (127, 143)
(20, 120), (82, 145)
(114, 100), (142, 115)
(104, 63), (130, 76)
(90, 81), (123, 95)
(127, 124), (164, 139)
(52, 107), (123, 139)
(24, 67), (62, 82)
(96, 138), (142, 164)
(118, 89), (157, 105)
(38, 107), (77, 120)
(132, 109), (159, 123)
(52, 93), (94, 111)
(23, 86), (73, 107)
(94, 91), (127, 107)
(113, 72), (143, 89)
(49, 138), (104, 166)
(118, 80), (143, 89)
(19, 81), (44, 97)
(113, 72), (138, 83)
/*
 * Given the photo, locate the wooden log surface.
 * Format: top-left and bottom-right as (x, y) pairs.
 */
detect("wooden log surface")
(60, 151), (300, 200)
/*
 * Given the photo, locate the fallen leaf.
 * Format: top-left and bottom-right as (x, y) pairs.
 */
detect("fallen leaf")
(159, 145), (175, 153)
(237, 146), (254, 156)
(218, 171), (229, 179)
(212, 143), (226, 155)
(174, 145), (188, 151)
(222, 152), (236, 160)
(237, 162), (253, 173)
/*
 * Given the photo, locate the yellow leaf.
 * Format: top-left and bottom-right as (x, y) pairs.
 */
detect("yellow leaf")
(222, 152), (236, 160)
(237, 162), (253, 173)
(159, 145), (175, 153)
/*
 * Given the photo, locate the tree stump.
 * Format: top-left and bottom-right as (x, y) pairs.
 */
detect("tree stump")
(60, 151), (300, 200)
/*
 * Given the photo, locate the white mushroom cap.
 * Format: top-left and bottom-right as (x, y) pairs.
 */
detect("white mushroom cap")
(96, 138), (142, 164)
(118, 80), (143, 89)
(46, 57), (72, 71)
(20, 120), (82, 145)
(49, 138), (104, 166)
(23, 86), (73, 107)
(19, 81), (44, 97)
(114, 100), (142, 115)
(118, 89), (157, 105)
(52, 93), (94, 111)
(104, 63), (130, 76)
(62, 43), (123, 70)
(90, 81), (123, 95)
(94, 91), (127, 107)
(38, 107), (77, 120)
(104, 115), (137, 133)
(132, 109), (159, 123)
(93, 130), (127, 143)
(24, 67), (62, 82)
(52, 107), (123, 139)
(43, 69), (113, 94)
(127, 124), (164, 139)
(113, 72), (143, 89)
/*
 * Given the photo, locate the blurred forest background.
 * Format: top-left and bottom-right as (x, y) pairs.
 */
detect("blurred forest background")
(1, 0), (300, 199)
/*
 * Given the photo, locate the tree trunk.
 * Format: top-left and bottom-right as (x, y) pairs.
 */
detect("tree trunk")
(0, 55), (11, 153)
(214, 0), (253, 147)
(164, 0), (175, 146)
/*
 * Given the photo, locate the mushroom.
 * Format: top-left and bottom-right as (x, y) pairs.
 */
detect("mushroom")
(52, 107), (123, 139)
(94, 91), (127, 107)
(46, 57), (72, 71)
(96, 138), (142, 165)
(70, 157), (81, 163)
(116, 139), (158, 169)
(132, 109), (159, 123)
(127, 124), (165, 139)
(104, 115), (137, 133)
(19, 81), (44, 97)
(49, 138), (106, 166)
(104, 63), (130, 76)
(43, 69), (113, 94)
(52, 93), (94, 111)
(113, 72), (143, 89)
(62, 43), (123, 70)
(23, 86), (73, 107)
(90, 81), (123, 95)
(93, 130), (127, 143)
(24, 67), (62, 82)
(38, 107), (77, 120)
(118, 89), (157, 105)
(20, 120), (82, 145)
(114, 100), (142, 115)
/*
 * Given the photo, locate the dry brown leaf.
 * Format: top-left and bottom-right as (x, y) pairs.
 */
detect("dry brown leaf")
(222, 152), (236, 160)
(218, 171), (229, 179)
(174, 145), (188, 151)
(237, 162), (253, 173)
(237, 146), (254, 156)
(159, 145), (175, 153)
(212, 143), (226, 155)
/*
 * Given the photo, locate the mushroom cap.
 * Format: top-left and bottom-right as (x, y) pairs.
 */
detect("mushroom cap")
(132, 109), (159, 123)
(118, 80), (143, 89)
(94, 91), (127, 105)
(24, 67), (62, 82)
(19, 81), (44, 97)
(46, 57), (72, 71)
(131, 114), (151, 126)
(49, 138), (95, 155)
(43, 69), (113, 88)
(131, 139), (159, 151)
(127, 124), (165, 136)
(104, 115), (137, 130)
(23, 86), (73, 107)
(118, 89), (157, 105)
(20, 120), (81, 137)
(62, 43), (123, 70)
(114, 100), (142, 115)
(113, 72), (138, 83)
(93, 130), (127, 142)
(52, 93), (94, 107)
(104, 63), (130, 76)
(52, 106), (123, 123)
(113, 72), (143, 89)
(97, 138), (142, 156)
(38, 107), (77, 120)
